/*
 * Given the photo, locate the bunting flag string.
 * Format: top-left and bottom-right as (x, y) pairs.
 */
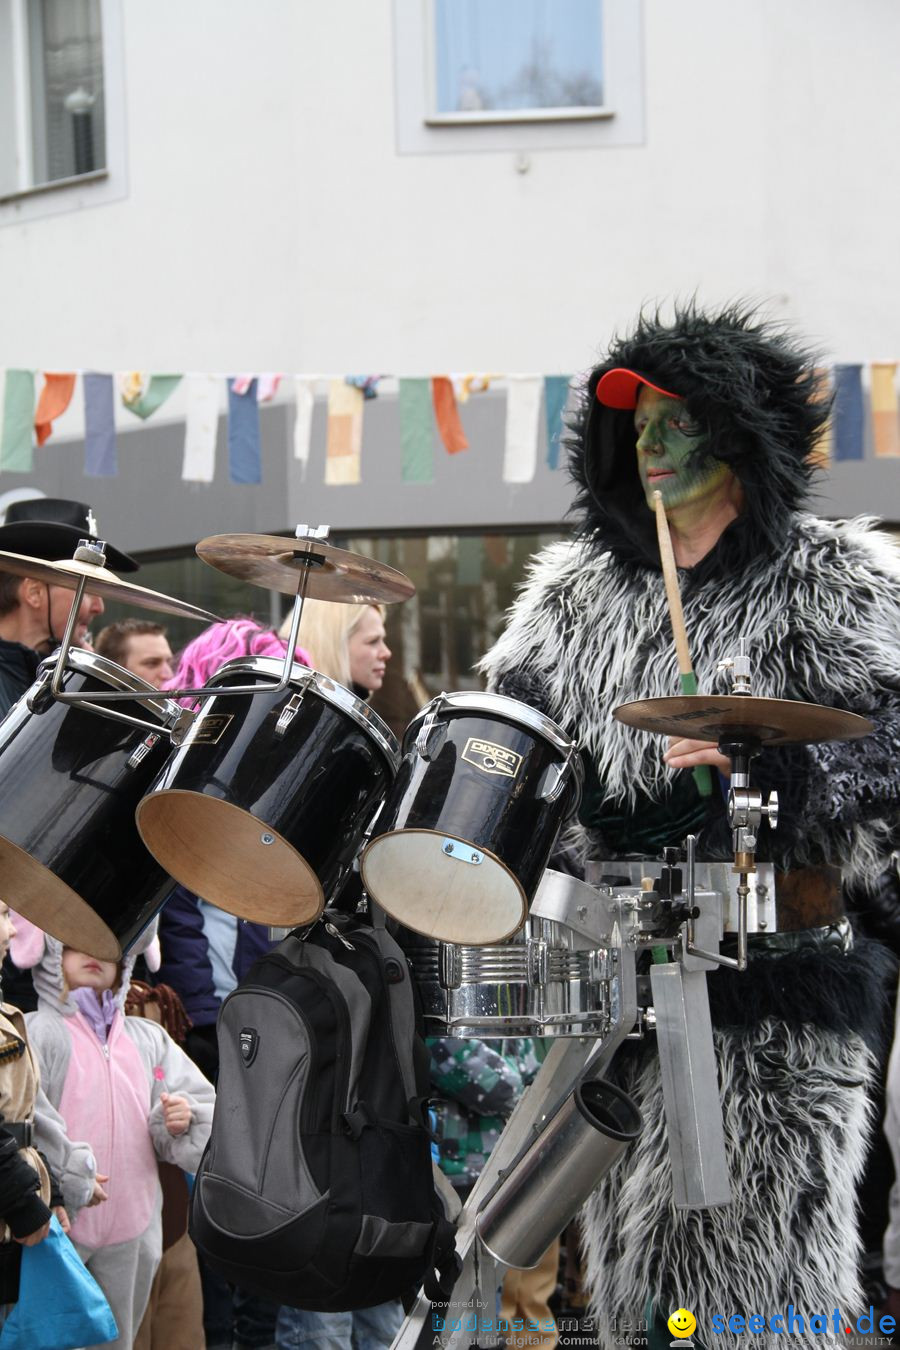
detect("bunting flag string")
(0, 364), (897, 489)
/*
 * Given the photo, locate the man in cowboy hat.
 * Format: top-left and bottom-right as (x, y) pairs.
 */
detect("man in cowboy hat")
(0, 498), (138, 719)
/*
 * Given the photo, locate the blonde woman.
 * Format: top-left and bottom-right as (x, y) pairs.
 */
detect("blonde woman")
(278, 600), (390, 698)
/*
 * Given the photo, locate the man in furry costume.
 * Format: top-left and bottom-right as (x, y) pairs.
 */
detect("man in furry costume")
(480, 304), (900, 1349)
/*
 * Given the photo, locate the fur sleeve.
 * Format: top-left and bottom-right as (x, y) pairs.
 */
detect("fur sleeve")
(767, 521), (900, 881)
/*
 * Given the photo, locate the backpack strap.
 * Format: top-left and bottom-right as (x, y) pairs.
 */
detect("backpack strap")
(366, 928), (421, 1114)
(422, 1207), (462, 1302)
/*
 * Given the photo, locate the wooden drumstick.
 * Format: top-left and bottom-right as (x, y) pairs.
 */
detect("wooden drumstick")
(652, 490), (713, 798)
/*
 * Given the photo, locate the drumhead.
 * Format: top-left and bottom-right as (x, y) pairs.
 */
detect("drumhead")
(210, 656), (400, 770)
(43, 647), (181, 726)
(361, 829), (528, 945)
(406, 691), (575, 757)
(137, 791), (325, 928)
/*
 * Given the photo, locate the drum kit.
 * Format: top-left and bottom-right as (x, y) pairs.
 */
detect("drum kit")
(0, 524), (875, 1347)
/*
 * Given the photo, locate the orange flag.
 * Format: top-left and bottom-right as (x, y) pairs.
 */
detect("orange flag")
(34, 372), (76, 446)
(431, 376), (468, 454)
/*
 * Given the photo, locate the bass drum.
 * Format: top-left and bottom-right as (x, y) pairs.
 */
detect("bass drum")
(361, 692), (581, 945)
(137, 657), (399, 928)
(0, 649), (180, 960)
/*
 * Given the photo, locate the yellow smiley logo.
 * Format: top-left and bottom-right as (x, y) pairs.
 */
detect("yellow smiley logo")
(667, 1308), (697, 1339)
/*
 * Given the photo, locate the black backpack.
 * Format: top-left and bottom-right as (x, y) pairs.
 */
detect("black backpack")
(189, 912), (460, 1311)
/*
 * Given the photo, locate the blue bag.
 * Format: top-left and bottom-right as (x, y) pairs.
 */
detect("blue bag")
(0, 1215), (118, 1349)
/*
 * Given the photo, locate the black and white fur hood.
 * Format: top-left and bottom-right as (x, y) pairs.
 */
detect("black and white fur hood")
(567, 302), (830, 572)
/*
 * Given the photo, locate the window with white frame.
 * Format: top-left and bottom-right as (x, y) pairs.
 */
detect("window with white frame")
(394, 0), (643, 155)
(0, 0), (106, 199)
(429, 0), (606, 124)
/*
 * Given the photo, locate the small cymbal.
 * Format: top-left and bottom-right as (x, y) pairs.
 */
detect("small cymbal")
(196, 533), (416, 603)
(0, 550), (220, 623)
(613, 695), (873, 745)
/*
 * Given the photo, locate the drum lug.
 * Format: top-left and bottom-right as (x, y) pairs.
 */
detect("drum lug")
(528, 939), (549, 986)
(415, 697), (448, 760)
(169, 709), (196, 745)
(439, 943), (462, 989)
(25, 670), (53, 714)
(538, 748), (576, 804)
(127, 733), (161, 769)
(274, 691), (305, 738)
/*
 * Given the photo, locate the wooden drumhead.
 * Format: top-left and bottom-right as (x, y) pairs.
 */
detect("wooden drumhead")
(0, 838), (122, 960)
(361, 829), (527, 945)
(136, 790), (325, 927)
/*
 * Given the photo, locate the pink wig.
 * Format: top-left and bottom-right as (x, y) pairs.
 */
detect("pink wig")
(165, 617), (311, 699)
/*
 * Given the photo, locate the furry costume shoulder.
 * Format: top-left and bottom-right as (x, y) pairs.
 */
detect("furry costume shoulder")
(479, 514), (900, 883)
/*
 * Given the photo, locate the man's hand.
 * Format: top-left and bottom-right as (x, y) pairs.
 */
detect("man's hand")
(87, 1174), (109, 1206)
(161, 1093), (192, 1137)
(15, 1218), (50, 1246)
(664, 736), (731, 776)
(52, 1204), (70, 1234)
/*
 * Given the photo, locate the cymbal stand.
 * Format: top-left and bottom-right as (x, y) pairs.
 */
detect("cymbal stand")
(45, 526), (328, 733)
(684, 646), (777, 972)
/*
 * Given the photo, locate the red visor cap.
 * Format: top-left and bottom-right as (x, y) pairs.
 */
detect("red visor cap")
(595, 368), (683, 410)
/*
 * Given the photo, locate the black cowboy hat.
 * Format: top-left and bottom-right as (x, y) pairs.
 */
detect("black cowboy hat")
(0, 498), (139, 573)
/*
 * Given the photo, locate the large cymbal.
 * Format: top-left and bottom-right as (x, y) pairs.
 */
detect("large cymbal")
(613, 695), (873, 745)
(0, 550), (220, 623)
(196, 533), (416, 603)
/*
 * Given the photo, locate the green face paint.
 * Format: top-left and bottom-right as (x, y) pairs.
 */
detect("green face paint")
(634, 388), (732, 510)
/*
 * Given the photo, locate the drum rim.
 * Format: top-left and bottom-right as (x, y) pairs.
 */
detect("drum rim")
(407, 690), (577, 756)
(208, 656), (401, 770)
(40, 647), (181, 726)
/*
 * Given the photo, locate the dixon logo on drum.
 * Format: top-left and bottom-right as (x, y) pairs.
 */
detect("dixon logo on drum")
(462, 738), (522, 779)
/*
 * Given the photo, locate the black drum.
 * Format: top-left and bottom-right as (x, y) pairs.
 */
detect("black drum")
(0, 649), (181, 960)
(136, 657), (399, 928)
(360, 691), (581, 944)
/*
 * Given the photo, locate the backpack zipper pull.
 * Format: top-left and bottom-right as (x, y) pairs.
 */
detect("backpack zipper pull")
(324, 921), (355, 951)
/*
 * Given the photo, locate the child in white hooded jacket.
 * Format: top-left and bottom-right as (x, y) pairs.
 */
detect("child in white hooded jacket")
(25, 932), (215, 1350)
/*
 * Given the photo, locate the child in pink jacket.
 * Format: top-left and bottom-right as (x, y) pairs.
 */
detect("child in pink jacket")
(25, 933), (215, 1350)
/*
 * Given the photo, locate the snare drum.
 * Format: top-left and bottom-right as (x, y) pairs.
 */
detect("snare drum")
(0, 650), (180, 960)
(398, 918), (610, 1038)
(136, 657), (399, 927)
(360, 691), (581, 945)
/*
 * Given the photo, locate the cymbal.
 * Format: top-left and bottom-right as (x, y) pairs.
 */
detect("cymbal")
(613, 695), (873, 746)
(0, 550), (220, 623)
(196, 533), (416, 603)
